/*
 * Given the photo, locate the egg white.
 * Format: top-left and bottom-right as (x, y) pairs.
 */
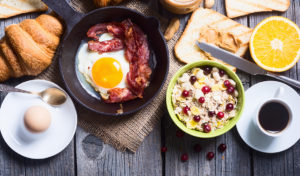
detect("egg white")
(77, 33), (130, 98)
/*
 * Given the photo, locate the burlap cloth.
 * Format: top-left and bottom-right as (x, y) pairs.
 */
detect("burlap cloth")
(39, 0), (183, 152)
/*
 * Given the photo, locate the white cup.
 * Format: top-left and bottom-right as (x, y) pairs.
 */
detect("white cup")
(253, 87), (293, 137)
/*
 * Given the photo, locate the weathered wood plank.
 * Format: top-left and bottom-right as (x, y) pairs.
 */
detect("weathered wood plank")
(249, 1), (299, 175)
(164, 1), (216, 176)
(0, 12), (76, 176)
(212, 1), (252, 176)
(215, 83), (252, 176)
(0, 0), (300, 175)
(75, 124), (162, 176)
(164, 1), (251, 176)
(292, 1), (300, 175)
(23, 142), (75, 176)
(164, 114), (216, 176)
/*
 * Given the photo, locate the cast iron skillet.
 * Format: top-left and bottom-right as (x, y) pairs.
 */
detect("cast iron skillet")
(42, 0), (169, 116)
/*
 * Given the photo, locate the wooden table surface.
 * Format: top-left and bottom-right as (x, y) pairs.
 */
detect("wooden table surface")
(0, 0), (299, 176)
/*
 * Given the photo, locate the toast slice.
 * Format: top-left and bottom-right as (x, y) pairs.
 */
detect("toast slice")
(0, 0), (48, 19)
(225, 0), (290, 18)
(175, 8), (252, 71)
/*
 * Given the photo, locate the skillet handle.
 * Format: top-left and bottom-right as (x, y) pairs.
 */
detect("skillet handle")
(42, 0), (84, 34)
(146, 17), (160, 29)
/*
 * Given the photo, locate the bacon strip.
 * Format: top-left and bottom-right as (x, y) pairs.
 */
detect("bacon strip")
(122, 19), (152, 97)
(105, 88), (137, 103)
(107, 24), (124, 39)
(87, 22), (124, 39)
(87, 23), (108, 39)
(88, 38), (124, 54)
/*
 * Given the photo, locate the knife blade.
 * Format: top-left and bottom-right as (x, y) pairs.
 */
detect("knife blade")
(197, 42), (300, 89)
(197, 42), (267, 75)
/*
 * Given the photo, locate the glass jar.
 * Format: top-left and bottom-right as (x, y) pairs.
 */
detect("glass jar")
(160, 0), (202, 14)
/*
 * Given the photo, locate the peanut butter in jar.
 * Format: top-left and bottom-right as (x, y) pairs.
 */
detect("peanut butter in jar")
(160, 0), (202, 14)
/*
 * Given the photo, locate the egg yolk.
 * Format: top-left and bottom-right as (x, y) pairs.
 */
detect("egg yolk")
(92, 57), (123, 88)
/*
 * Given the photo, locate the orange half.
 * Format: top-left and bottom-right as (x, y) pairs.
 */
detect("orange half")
(250, 16), (300, 72)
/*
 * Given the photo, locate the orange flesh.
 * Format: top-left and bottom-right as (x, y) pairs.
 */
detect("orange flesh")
(252, 20), (300, 69)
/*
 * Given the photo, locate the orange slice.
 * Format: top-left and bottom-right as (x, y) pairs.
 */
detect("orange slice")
(250, 16), (300, 72)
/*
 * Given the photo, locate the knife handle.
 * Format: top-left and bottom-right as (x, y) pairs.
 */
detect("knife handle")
(266, 72), (300, 89)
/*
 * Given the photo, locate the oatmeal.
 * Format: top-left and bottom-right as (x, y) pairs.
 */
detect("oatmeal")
(172, 66), (239, 133)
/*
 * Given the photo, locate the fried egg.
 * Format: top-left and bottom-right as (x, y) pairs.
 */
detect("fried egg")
(77, 33), (130, 99)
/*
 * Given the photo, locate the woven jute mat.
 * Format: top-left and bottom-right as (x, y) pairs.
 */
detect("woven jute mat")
(39, 0), (183, 152)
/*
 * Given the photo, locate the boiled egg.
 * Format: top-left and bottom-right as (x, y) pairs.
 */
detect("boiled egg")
(77, 33), (130, 99)
(24, 106), (51, 133)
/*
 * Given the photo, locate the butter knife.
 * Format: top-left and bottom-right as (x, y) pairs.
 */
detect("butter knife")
(197, 42), (300, 89)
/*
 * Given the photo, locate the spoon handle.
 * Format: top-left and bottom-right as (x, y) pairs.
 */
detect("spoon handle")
(0, 84), (32, 94)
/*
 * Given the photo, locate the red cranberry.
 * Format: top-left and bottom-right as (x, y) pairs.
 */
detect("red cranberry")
(203, 66), (212, 75)
(226, 103), (234, 111)
(182, 90), (189, 97)
(181, 153), (189, 162)
(193, 144), (202, 152)
(217, 112), (224, 119)
(219, 69), (225, 77)
(190, 76), (197, 84)
(202, 86), (211, 94)
(227, 86), (235, 94)
(193, 115), (201, 122)
(182, 106), (190, 115)
(207, 152), (215, 160)
(208, 111), (215, 117)
(203, 123), (211, 133)
(224, 80), (231, 87)
(198, 97), (205, 104)
(161, 147), (167, 153)
(218, 144), (227, 152)
(176, 130), (184, 138)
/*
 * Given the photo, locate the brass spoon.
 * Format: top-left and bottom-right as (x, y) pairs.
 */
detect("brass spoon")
(0, 84), (67, 106)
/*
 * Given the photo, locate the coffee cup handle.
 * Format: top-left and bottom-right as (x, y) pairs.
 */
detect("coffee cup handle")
(274, 87), (284, 98)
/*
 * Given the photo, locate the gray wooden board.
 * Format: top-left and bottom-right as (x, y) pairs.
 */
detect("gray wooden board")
(0, 0), (300, 176)
(248, 1), (299, 176)
(75, 125), (162, 176)
(0, 12), (76, 176)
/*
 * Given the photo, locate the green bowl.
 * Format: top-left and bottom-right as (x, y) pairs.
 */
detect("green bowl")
(166, 61), (245, 138)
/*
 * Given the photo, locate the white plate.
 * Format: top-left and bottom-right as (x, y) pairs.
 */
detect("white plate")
(0, 80), (77, 159)
(236, 81), (300, 153)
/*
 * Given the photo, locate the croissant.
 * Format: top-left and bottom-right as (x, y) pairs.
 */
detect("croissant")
(93, 0), (124, 7)
(0, 13), (63, 82)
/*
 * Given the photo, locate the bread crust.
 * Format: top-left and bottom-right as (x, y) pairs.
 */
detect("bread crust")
(0, 52), (12, 81)
(36, 14), (63, 37)
(225, 0), (290, 18)
(0, 38), (25, 77)
(174, 8), (208, 64)
(0, 0), (48, 19)
(0, 13), (63, 82)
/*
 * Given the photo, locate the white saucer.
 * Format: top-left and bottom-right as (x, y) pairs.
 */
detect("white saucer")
(236, 81), (300, 153)
(0, 80), (77, 159)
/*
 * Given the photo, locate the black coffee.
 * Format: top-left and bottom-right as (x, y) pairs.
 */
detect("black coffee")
(258, 102), (289, 133)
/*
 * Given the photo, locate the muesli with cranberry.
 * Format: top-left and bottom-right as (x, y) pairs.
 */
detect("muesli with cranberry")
(172, 66), (238, 132)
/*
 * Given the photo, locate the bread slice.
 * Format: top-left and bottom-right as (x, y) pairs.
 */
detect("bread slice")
(0, 0), (48, 19)
(225, 0), (290, 18)
(175, 8), (252, 71)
